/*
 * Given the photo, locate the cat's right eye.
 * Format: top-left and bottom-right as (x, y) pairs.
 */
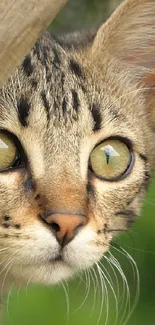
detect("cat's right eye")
(0, 132), (19, 171)
(89, 138), (133, 181)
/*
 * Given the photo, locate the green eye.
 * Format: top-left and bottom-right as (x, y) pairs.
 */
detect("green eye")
(0, 132), (17, 170)
(89, 139), (132, 181)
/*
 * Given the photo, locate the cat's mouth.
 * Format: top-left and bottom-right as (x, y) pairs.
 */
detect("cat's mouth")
(50, 254), (63, 263)
(7, 225), (109, 286)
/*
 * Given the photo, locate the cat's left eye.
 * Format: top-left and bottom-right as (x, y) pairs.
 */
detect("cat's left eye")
(0, 132), (21, 171)
(89, 138), (133, 181)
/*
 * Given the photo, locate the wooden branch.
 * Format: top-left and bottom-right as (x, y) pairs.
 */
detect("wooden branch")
(0, 0), (68, 87)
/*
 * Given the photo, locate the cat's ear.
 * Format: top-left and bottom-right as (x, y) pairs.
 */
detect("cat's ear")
(93, 0), (155, 70)
(92, 0), (155, 124)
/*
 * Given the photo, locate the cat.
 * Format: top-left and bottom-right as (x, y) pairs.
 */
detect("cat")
(0, 0), (155, 319)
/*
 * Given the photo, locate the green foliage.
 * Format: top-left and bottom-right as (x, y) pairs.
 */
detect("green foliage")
(49, 0), (121, 32)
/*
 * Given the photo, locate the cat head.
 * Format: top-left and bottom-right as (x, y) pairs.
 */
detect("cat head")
(0, 0), (155, 286)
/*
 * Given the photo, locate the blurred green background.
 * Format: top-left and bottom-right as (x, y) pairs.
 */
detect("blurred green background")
(2, 0), (155, 324)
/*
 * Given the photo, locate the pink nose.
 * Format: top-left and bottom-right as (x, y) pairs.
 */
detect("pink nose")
(45, 213), (87, 247)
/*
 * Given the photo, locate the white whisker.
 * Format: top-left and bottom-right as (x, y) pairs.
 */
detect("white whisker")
(98, 260), (119, 325)
(96, 262), (109, 325)
(6, 283), (14, 319)
(108, 252), (131, 324)
(0, 249), (20, 302)
(89, 266), (99, 317)
(111, 245), (140, 325)
(75, 269), (91, 313)
(61, 280), (70, 324)
(1, 260), (14, 302)
(17, 283), (22, 303)
(25, 274), (34, 296)
(104, 254), (120, 300)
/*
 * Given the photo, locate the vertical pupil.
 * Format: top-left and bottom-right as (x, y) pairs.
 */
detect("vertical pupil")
(105, 151), (110, 164)
(102, 147), (111, 165)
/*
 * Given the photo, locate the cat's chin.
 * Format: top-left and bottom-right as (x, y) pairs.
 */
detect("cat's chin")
(11, 260), (75, 286)
(8, 247), (105, 287)
(10, 248), (103, 286)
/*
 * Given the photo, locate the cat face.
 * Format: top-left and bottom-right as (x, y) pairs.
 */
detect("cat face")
(0, 0), (155, 287)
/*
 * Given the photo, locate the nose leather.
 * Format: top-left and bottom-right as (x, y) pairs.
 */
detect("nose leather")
(45, 213), (87, 246)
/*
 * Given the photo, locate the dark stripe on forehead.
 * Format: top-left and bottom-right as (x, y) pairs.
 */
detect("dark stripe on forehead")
(17, 97), (30, 127)
(91, 103), (102, 131)
(33, 42), (48, 67)
(52, 48), (61, 67)
(22, 55), (34, 77)
(80, 84), (87, 94)
(62, 97), (68, 115)
(33, 42), (42, 62)
(71, 90), (80, 112)
(69, 59), (84, 79)
(41, 91), (50, 120)
(46, 72), (52, 83)
(61, 72), (65, 87)
(31, 79), (38, 90)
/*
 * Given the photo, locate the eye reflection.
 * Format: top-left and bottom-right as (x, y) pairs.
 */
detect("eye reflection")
(0, 139), (9, 149)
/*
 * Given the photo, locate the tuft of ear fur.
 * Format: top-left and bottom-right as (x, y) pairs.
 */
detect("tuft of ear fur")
(91, 0), (155, 125)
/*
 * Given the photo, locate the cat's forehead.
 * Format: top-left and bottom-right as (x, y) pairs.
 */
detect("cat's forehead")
(0, 33), (148, 151)
(0, 35), (94, 138)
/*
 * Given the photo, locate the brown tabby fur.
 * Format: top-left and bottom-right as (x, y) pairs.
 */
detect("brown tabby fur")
(0, 0), (155, 318)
